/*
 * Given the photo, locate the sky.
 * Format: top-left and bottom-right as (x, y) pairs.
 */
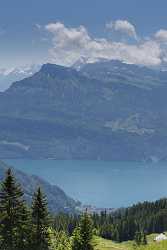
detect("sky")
(1, 0), (167, 69)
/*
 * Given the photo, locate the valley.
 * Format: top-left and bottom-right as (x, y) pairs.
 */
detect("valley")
(5, 159), (167, 208)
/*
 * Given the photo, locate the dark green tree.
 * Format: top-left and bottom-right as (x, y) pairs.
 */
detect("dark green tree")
(72, 211), (94, 250)
(0, 168), (31, 250)
(72, 227), (83, 250)
(134, 231), (147, 246)
(141, 231), (147, 245)
(31, 187), (50, 250)
(134, 231), (142, 246)
(115, 227), (121, 242)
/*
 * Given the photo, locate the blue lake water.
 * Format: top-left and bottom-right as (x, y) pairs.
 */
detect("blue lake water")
(4, 160), (167, 208)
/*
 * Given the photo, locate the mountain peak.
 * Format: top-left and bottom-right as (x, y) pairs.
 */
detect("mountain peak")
(41, 63), (67, 72)
(40, 63), (78, 79)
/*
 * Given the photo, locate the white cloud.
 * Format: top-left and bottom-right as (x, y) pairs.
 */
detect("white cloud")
(155, 29), (167, 43)
(106, 20), (138, 40)
(45, 22), (163, 67)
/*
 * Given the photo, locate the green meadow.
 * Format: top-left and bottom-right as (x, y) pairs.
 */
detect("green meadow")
(94, 234), (167, 250)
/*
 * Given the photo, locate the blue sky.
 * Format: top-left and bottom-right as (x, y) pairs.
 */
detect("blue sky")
(1, 0), (167, 68)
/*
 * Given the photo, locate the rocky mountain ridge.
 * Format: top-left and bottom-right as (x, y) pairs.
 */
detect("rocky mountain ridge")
(0, 60), (167, 161)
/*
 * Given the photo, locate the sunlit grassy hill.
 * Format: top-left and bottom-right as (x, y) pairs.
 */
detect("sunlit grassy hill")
(94, 237), (133, 250)
(137, 241), (167, 250)
(94, 234), (167, 250)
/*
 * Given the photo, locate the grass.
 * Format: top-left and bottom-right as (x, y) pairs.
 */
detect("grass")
(137, 241), (167, 250)
(94, 233), (167, 250)
(93, 236), (133, 250)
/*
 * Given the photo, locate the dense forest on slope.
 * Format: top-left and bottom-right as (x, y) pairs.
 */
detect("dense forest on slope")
(53, 198), (167, 243)
(1, 167), (167, 249)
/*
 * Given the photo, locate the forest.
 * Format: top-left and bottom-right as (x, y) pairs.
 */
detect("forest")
(0, 168), (167, 250)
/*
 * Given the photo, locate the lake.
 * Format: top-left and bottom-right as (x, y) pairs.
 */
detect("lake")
(4, 160), (167, 208)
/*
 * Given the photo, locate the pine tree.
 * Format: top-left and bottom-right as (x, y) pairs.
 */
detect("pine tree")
(52, 230), (72, 250)
(72, 211), (94, 250)
(134, 231), (142, 246)
(113, 226), (120, 242)
(141, 231), (147, 245)
(134, 231), (147, 246)
(0, 168), (31, 250)
(31, 187), (50, 250)
(72, 227), (83, 250)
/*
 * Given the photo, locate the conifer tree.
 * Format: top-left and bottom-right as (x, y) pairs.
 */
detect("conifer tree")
(113, 226), (120, 242)
(134, 231), (142, 246)
(53, 230), (72, 250)
(0, 168), (30, 250)
(31, 187), (50, 250)
(134, 231), (147, 246)
(141, 231), (147, 245)
(72, 227), (83, 250)
(72, 211), (94, 250)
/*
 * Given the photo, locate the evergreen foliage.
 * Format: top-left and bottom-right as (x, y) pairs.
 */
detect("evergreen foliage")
(0, 168), (167, 250)
(53, 199), (167, 243)
(50, 229), (72, 250)
(72, 211), (94, 250)
(0, 169), (31, 250)
(31, 187), (50, 250)
(134, 231), (147, 246)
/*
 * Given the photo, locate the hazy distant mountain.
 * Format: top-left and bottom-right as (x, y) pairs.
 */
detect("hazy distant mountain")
(0, 65), (40, 91)
(72, 56), (109, 70)
(80, 59), (167, 89)
(0, 160), (79, 213)
(0, 60), (167, 161)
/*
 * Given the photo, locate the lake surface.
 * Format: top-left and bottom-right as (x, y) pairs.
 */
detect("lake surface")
(4, 160), (167, 208)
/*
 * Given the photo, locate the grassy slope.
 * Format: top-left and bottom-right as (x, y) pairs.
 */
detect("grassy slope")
(94, 234), (167, 250)
(94, 237), (133, 250)
(137, 241), (167, 250)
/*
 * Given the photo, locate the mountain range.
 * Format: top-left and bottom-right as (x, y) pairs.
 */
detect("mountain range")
(0, 160), (79, 213)
(0, 59), (167, 161)
(0, 65), (40, 91)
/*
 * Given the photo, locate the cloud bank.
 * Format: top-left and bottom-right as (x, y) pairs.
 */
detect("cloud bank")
(106, 20), (138, 40)
(44, 21), (167, 68)
(155, 29), (167, 43)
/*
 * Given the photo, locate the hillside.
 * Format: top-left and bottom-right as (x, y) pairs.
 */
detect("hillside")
(1, 61), (167, 160)
(94, 236), (167, 250)
(94, 237), (133, 250)
(0, 161), (79, 213)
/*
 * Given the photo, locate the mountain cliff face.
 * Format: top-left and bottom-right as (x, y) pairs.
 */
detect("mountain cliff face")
(0, 61), (167, 161)
(0, 161), (79, 213)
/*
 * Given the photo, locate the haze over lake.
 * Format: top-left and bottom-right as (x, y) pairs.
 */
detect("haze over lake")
(4, 160), (167, 208)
